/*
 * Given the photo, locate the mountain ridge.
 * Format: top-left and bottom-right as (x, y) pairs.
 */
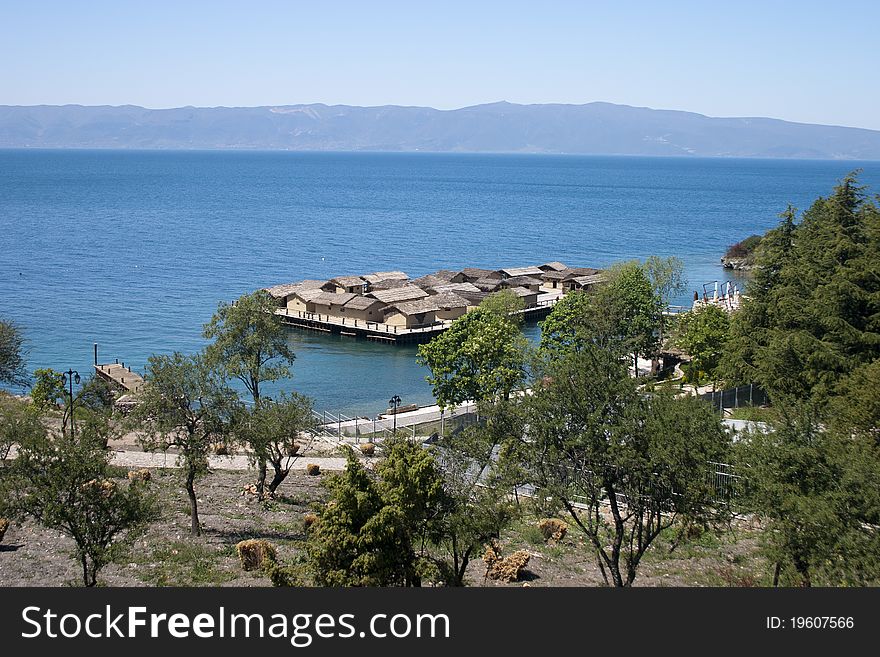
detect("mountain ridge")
(1, 101), (878, 159)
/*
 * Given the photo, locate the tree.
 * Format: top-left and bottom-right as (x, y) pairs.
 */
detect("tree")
(538, 290), (597, 356)
(644, 255), (687, 343)
(480, 289), (525, 325)
(431, 410), (516, 585)
(234, 392), (317, 497)
(1, 395), (43, 482)
(723, 175), (880, 411)
(417, 307), (528, 409)
(524, 345), (730, 586)
(738, 410), (880, 586)
(540, 261), (662, 374)
(131, 351), (237, 536)
(5, 420), (157, 586)
(30, 368), (66, 412)
(673, 304), (730, 387)
(830, 359), (880, 441)
(204, 289), (296, 404)
(0, 320), (28, 388)
(204, 289), (296, 495)
(307, 452), (413, 586)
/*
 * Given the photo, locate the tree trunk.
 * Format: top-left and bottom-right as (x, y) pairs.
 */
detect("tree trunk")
(256, 460), (268, 498)
(81, 555), (93, 587)
(773, 562), (781, 587)
(267, 461), (288, 495)
(186, 467), (200, 536)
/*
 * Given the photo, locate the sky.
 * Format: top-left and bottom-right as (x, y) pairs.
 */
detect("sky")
(1, 0), (878, 130)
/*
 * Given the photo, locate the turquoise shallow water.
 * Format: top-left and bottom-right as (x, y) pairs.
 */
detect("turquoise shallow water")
(1, 150), (878, 415)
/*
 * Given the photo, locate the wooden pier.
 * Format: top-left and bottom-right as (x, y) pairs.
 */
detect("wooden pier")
(94, 361), (145, 393)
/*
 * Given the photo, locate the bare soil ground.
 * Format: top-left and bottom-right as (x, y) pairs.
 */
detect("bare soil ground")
(0, 468), (767, 587)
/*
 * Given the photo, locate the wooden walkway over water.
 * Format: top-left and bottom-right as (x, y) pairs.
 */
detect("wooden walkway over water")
(94, 361), (144, 393)
(275, 300), (557, 345)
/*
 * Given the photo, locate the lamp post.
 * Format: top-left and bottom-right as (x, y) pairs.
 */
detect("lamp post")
(389, 395), (402, 435)
(62, 369), (81, 439)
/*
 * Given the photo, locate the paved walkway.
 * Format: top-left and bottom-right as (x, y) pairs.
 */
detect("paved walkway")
(111, 450), (350, 471)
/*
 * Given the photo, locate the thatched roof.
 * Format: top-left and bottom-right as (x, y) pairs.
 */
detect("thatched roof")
(330, 276), (368, 288)
(457, 267), (500, 281)
(430, 269), (457, 282)
(264, 279), (327, 298)
(562, 267), (602, 280)
(384, 298), (441, 316)
(344, 296), (384, 311)
(362, 271), (409, 284)
(541, 270), (569, 281)
(572, 274), (606, 286)
(429, 282), (481, 295)
(311, 292), (357, 306)
(502, 275), (543, 288)
(292, 288), (326, 303)
(430, 292), (470, 309)
(539, 261), (568, 272)
(369, 286), (429, 304)
(368, 278), (411, 291)
(474, 277), (503, 291)
(500, 266), (544, 278)
(412, 274), (452, 290)
(508, 286), (537, 298)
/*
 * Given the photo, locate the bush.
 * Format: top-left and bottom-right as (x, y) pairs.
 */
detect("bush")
(483, 542), (531, 583)
(127, 469), (152, 483)
(537, 518), (568, 544)
(303, 512), (318, 531)
(287, 443), (301, 457)
(359, 443), (375, 456)
(0, 517), (8, 543)
(236, 539), (277, 571)
(306, 463), (320, 476)
(724, 234), (762, 260)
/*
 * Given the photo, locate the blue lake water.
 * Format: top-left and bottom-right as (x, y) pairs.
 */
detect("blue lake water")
(1, 150), (878, 415)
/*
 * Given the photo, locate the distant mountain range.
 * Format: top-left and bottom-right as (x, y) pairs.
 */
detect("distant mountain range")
(1, 101), (879, 159)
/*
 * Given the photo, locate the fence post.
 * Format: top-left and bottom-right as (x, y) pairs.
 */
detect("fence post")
(734, 386), (738, 409)
(749, 383), (753, 406)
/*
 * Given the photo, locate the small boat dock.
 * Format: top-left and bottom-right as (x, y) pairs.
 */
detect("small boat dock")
(92, 345), (144, 393)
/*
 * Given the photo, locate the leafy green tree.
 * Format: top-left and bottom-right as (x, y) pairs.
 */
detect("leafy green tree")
(234, 392), (317, 497)
(203, 289), (296, 405)
(417, 307), (528, 409)
(724, 175), (880, 410)
(480, 289), (525, 325)
(540, 261), (662, 374)
(204, 289), (296, 495)
(644, 255), (687, 343)
(131, 351), (237, 536)
(307, 452), (413, 586)
(0, 320), (28, 388)
(830, 359), (880, 441)
(738, 410), (880, 586)
(30, 368), (66, 412)
(524, 345), (730, 586)
(674, 304), (730, 387)
(5, 422), (158, 586)
(539, 290), (597, 356)
(0, 395), (42, 467)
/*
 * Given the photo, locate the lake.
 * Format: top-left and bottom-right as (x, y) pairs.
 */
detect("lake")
(1, 150), (878, 414)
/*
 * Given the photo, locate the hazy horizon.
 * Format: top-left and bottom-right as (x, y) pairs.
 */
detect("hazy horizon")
(2, 1), (879, 130)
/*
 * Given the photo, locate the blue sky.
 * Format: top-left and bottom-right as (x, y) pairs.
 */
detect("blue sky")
(2, 0), (878, 129)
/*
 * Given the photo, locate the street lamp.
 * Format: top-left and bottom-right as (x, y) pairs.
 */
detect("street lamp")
(389, 395), (402, 435)
(62, 369), (81, 439)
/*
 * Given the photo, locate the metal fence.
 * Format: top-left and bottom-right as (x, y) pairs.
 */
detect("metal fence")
(699, 383), (768, 413)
